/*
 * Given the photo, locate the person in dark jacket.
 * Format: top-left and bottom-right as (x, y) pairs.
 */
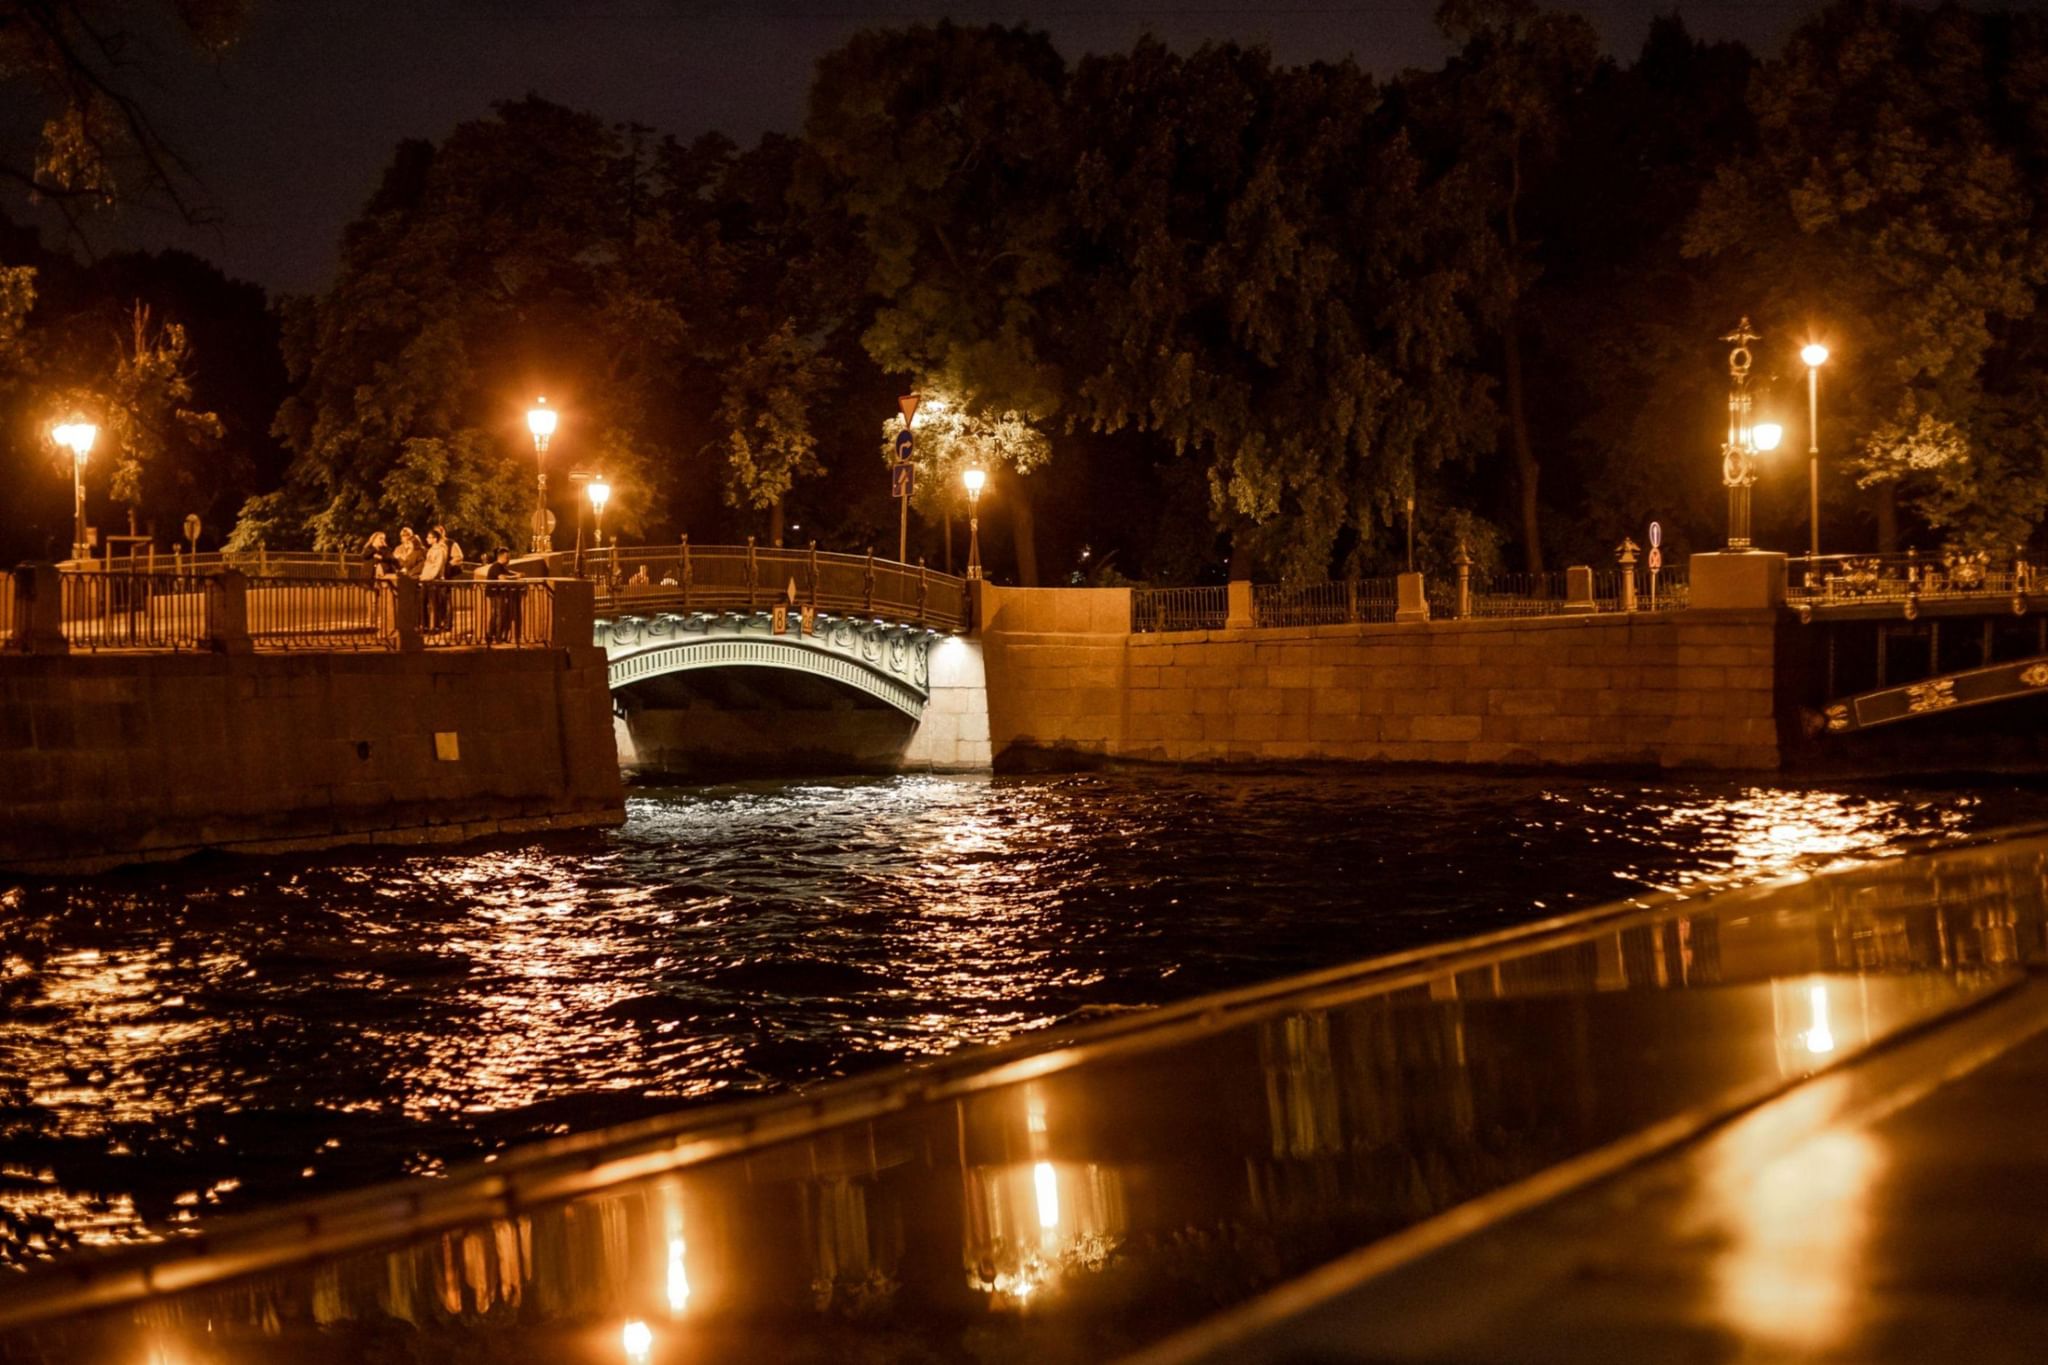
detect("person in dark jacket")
(484, 547), (522, 643)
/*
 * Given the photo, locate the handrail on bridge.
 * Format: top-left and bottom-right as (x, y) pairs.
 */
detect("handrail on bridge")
(568, 538), (968, 633)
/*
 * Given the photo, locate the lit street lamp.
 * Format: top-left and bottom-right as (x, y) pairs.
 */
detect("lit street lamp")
(585, 478), (606, 581)
(962, 466), (986, 580)
(1801, 342), (1829, 565)
(52, 419), (97, 562)
(527, 398), (558, 555)
(1718, 319), (1776, 551)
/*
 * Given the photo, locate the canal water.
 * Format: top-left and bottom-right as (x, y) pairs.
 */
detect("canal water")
(3, 770), (2045, 1265)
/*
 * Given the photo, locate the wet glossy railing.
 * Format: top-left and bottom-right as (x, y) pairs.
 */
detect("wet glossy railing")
(3, 834), (2045, 1363)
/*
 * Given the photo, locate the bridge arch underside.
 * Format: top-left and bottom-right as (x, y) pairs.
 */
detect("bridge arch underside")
(609, 637), (927, 778)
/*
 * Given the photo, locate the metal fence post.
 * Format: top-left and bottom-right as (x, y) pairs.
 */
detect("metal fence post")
(680, 535), (692, 610)
(917, 559), (929, 626)
(1454, 544), (1473, 619)
(865, 548), (876, 615)
(808, 540), (820, 610)
(746, 536), (759, 610)
(391, 575), (423, 651)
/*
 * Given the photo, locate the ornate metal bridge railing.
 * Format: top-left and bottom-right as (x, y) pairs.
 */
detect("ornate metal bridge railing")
(557, 540), (968, 633)
(1789, 551), (2041, 619)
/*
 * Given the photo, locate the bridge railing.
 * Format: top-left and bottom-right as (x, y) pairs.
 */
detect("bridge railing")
(62, 548), (367, 579)
(421, 580), (555, 648)
(58, 570), (217, 651)
(1130, 585), (1230, 633)
(1789, 551), (2036, 607)
(569, 541), (968, 631)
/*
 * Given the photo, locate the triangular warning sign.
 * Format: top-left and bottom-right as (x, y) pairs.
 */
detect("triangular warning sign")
(898, 393), (921, 425)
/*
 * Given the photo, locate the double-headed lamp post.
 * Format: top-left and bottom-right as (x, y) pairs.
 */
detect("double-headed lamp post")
(52, 419), (97, 562)
(1801, 343), (1829, 564)
(1719, 319), (1783, 551)
(527, 398), (558, 555)
(962, 466), (986, 580)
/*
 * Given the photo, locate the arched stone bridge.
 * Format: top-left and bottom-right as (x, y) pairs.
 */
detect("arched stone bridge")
(596, 607), (939, 717)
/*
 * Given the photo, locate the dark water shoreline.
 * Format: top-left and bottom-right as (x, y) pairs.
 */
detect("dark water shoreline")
(6, 768), (2048, 1266)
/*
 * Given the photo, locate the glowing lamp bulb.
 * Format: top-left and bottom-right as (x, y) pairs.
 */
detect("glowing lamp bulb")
(1033, 1160), (1059, 1230)
(1753, 422), (1784, 453)
(1801, 343), (1830, 368)
(587, 478), (611, 514)
(527, 400), (557, 439)
(622, 1319), (653, 1362)
(963, 467), (986, 497)
(53, 421), (97, 461)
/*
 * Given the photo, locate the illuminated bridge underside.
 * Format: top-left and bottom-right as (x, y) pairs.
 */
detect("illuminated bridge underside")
(600, 611), (933, 719)
(1821, 652), (2048, 735)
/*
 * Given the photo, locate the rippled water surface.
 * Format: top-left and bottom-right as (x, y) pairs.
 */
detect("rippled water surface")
(4, 770), (2046, 1261)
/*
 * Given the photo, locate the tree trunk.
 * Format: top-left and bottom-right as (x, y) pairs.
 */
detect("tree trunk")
(1009, 479), (1040, 586)
(1876, 481), (1898, 553)
(943, 505), (954, 575)
(769, 497), (784, 548)
(1501, 151), (1542, 575)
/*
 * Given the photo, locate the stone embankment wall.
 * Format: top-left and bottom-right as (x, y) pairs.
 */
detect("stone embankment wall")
(0, 640), (624, 874)
(978, 585), (1787, 771)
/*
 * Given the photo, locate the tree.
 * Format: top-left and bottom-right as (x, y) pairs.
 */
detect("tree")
(1686, 0), (2048, 553)
(715, 321), (839, 545)
(74, 302), (222, 532)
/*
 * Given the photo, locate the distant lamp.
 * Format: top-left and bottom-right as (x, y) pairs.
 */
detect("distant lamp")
(1753, 422), (1784, 452)
(1801, 343), (1830, 369)
(962, 466), (986, 581)
(587, 476), (611, 559)
(52, 419), (98, 562)
(526, 398), (558, 554)
(1800, 343), (1830, 565)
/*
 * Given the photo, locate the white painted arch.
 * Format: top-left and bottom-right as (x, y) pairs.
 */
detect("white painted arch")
(605, 634), (927, 719)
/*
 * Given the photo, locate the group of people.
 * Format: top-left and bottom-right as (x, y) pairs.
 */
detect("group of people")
(360, 527), (526, 642)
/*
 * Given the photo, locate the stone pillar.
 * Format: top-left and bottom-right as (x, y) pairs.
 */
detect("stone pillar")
(208, 569), (252, 653)
(1563, 565), (1597, 613)
(16, 564), (67, 655)
(1454, 545), (1472, 619)
(1689, 551), (1788, 610)
(1226, 579), (1254, 630)
(550, 578), (596, 651)
(1395, 571), (1430, 623)
(391, 576), (423, 651)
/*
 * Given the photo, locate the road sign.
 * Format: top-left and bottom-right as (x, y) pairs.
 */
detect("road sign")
(1648, 546), (1663, 573)
(891, 460), (914, 499)
(898, 393), (921, 425)
(771, 602), (789, 635)
(894, 429), (913, 463)
(181, 513), (201, 547)
(529, 507), (557, 535)
(1649, 520), (1662, 549)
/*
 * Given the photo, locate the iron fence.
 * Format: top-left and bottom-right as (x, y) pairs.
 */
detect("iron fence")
(421, 580), (555, 648)
(546, 542), (969, 632)
(69, 548), (367, 579)
(1788, 552), (2032, 605)
(59, 571), (215, 651)
(1130, 585), (1229, 633)
(245, 578), (395, 650)
(1253, 579), (1399, 627)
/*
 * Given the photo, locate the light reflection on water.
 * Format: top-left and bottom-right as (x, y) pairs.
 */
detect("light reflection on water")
(0, 770), (2042, 1262)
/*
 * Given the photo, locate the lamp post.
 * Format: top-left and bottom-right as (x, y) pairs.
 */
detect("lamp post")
(52, 419), (97, 562)
(1718, 319), (1780, 552)
(587, 475), (610, 551)
(1801, 342), (1829, 566)
(962, 466), (986, 580)
(527, 398), (558, 555)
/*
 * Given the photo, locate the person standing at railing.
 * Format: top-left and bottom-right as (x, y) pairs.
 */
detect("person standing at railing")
(362, 531), (395, 578)
(420, 527), (449, 632)
(484, 546), (522, 644)
(394, 527), (423, 578)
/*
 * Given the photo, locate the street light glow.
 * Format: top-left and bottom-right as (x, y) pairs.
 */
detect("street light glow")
(1801, 343), (1830, 368)
(587, 478), (611, 515)
(526, 398), (557, 442)
(52, 421), (96, 460)
(963, 467), (986, 497)
(1753, 422), (1784, 452)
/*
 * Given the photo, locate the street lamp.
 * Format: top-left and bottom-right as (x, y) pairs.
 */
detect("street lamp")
(1718, 318), (1774, 552)
(1800, 343), (1829, 565)
(527, 398), (558, 555)
(52, 419), (97, 562)
(962, 466), (986, 580)
(586, 476), (611, 586)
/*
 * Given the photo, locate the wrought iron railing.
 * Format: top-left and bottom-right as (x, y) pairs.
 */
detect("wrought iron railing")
(59, 571), (216, 651)
(1788, 551), (2034, 605)
(421, 580), (555, 648)
(549, 542), (969, 632)
(1130, 585), (1229, 633)
(1253, 578), (1399, 627)
(244, 578), (395, 650)
(66, 548), (367, 579)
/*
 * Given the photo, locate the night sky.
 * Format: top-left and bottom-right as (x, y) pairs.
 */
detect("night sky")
(29, 1), (1810, 294)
